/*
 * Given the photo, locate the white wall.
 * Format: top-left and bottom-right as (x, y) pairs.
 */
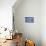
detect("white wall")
(0, 0), (16, 30)
(0, 0), (46, 46)
(41, 0), (46, 46)
(13, 0), (41, 46)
